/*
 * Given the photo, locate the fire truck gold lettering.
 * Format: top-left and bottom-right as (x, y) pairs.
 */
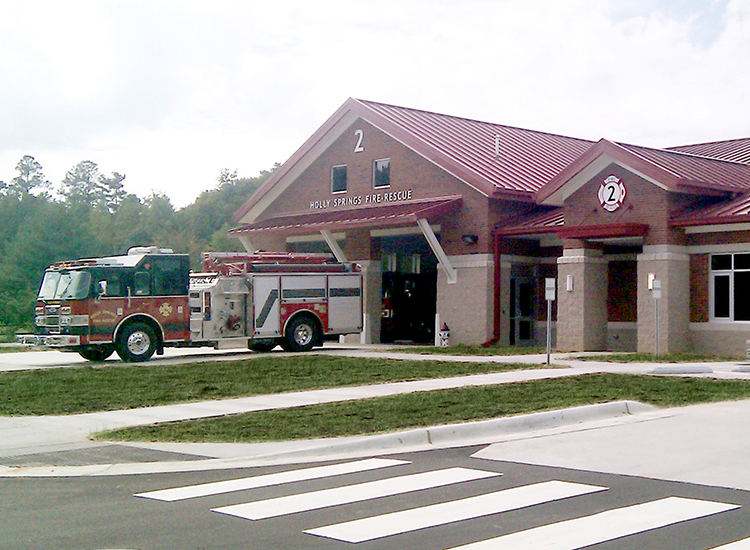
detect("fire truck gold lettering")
(91, 310), (118, 324)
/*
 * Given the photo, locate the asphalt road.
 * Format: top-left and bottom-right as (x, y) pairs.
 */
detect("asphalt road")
(3, 446), (750, 550)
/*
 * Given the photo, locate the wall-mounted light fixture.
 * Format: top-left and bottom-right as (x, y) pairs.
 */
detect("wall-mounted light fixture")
(566, 274), (574, 292)
(462, 234), (478, 245)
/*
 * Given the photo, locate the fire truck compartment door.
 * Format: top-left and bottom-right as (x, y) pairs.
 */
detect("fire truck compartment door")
(252, 276), (281, 336)
(328, 274), (363, 332)
(280, 275), (327, 302)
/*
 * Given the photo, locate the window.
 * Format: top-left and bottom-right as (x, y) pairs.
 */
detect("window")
(135, 272), (150, 296)
(710, 253), (750, 321)
(373, 158), (390, 189)
(382, 253), (397, 273)
(153, 256), (189, 296)
(331, 164), (347, 194)
(37, 270), (91, 300)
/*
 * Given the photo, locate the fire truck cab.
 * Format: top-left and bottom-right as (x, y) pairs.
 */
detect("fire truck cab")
(19, 247), (191, 362)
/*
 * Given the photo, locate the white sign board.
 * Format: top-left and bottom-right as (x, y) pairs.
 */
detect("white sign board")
(652, 279), (662, 300)
(545, 278), (556, 301)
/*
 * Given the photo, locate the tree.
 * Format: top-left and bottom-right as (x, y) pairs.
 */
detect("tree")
(99, 171), (128, 213)
(60, 160), (102, 208)
(0, 200), (94, 329)
(6, 155), (51, 198)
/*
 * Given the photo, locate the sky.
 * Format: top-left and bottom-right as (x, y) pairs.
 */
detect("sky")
(1, 0), (749, 208)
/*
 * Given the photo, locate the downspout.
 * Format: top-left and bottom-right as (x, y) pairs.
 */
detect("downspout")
(483, 229), (502, 347)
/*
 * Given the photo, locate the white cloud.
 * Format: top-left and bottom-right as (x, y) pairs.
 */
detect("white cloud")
(1, 0), (749, 207)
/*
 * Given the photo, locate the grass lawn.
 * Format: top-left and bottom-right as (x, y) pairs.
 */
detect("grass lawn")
(0, 345), (30, 354)
(0, 354), (552, 416)
(98, 373), (750, 443)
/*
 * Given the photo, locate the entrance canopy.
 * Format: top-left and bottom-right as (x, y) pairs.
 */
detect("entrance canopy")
(229, 195), (463, 282)
(494, 208), (649, 246)
(228, 195), (461, 236)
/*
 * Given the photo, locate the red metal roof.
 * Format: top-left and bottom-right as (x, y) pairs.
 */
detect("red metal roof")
(620, 142), (750, 193)
(667, 138), (750, 165)
(493, 208), (564, 236)
(539, 139), (750, 205)
(234, 98), (594, 223)
(494, 208), (648, 240)
(230, 195), (462, 235)
(358, 99), (595, 199)
(671, 194), (750, 227)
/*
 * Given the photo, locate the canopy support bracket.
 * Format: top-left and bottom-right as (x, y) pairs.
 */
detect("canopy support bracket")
(321, 229), (348, 262)
(417, 218), (456, 284)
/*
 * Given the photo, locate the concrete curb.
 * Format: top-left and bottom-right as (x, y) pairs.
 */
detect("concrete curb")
(266, 400), (656, 460)
(0, 400), (655, 477)
(650, 365), (714, 374)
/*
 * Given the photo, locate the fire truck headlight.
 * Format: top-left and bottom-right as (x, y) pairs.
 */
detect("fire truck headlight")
(60, 306), (72, 315)
(35, 316), (44, 326)
(60, 316), (72, 325)
(35, 306), (44, 315)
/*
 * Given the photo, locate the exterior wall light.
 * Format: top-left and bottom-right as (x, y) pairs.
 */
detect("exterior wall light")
(462, 234), (479, 245)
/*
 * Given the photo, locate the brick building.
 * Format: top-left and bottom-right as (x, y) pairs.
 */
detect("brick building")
(231, 98), (750, 356)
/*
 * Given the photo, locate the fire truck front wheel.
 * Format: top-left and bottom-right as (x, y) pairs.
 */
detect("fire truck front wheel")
(116, 322), (158, 362)
(282, 315), (320, 352)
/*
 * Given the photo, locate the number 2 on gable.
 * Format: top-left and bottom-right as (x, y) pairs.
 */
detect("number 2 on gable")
(354, 129), (364, 153)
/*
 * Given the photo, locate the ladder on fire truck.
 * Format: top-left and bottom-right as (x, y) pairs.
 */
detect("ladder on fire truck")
(202, 252), (358, 276)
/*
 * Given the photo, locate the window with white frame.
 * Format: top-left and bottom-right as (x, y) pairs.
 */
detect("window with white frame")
(373, 158), (390, 189)
(331, 164), (347, 194)
(710, 253), (750, 321)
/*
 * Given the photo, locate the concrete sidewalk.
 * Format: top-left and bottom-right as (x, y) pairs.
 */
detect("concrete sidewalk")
(2, 345), (750, 487)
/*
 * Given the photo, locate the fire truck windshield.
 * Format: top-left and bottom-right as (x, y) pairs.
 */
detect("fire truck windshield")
(37, 270), (92, 301)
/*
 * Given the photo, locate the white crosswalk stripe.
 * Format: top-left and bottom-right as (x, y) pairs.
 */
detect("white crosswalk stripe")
(134, 458), (745, 548)
(212, 467), (502, 520)
(134, 457), (409, 502)
(710, 539), (750, 549)
(446, 496), (740, 550)
(305, 480), (607, 543)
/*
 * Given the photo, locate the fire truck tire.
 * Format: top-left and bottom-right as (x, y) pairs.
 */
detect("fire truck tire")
(116, 322), (158, 362)
(78, 345), (114, 362)
(282, 315), (320, 352)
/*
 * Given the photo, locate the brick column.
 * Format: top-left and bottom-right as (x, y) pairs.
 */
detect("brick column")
(637, 245), (689, 354)
(357, 260), (382, 344)
(436, 254), (494, 345)
(557, 248), (608, 351)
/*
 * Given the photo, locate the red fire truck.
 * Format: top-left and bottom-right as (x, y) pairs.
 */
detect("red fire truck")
(17, 247), (363, 362)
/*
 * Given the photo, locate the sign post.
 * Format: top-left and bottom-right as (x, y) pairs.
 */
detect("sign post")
(652, 279), (661, 357)
(545, 278), (556, 365)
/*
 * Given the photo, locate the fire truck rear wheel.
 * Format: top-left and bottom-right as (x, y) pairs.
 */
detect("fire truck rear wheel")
(78, 345), (115, 362)
(282, 315), (320, 352)
(116, 322), (158, 362)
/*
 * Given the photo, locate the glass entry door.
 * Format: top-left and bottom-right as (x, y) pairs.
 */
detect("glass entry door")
(510, 277), (534, 346)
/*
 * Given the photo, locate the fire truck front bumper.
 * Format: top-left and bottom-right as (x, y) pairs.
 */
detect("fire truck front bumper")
(16, 334), (81, 348)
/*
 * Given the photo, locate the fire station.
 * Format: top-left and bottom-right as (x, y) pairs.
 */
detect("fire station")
(231, 98), (750, 357)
